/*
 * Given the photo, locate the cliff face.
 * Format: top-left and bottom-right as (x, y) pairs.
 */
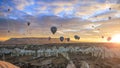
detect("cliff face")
(2, 37), (72, 45)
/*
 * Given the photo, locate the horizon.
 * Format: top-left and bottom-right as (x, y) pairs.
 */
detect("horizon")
(0, 37), (116, 43)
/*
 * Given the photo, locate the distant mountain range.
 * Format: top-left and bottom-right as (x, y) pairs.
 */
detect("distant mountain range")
(2, 37), (74, 45)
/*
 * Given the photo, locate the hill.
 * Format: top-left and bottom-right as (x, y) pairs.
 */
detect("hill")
(2, 37), (74, 45)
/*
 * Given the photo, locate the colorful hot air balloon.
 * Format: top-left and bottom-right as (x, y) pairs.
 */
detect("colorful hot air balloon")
(48, 36), (51, 40)
(97, 29), (100, 31)
(60, 36), (64, 42)
(66, 38), (70, 42)
(0, 61), (20, 68)
(51, 26), (57, 34)
(107, 37), (112, 41)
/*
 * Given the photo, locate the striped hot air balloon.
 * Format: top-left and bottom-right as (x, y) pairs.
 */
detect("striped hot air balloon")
(0, 61), (19, 68)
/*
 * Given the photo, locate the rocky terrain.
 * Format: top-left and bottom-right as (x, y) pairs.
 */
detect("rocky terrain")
(0, 43), (120, 68)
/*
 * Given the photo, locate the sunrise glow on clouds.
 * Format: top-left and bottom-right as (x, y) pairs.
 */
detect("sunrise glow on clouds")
(0, 0), (120, 42)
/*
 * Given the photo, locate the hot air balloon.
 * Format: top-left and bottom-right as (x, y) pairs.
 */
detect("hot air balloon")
(60, 36), (64, 42)
(48, 36), (51, 40)
(8, 30), (10, 33)
(51, 26), (57, 34)
(107, 37), (112, 41)
(61, 24), (62, 27)
(109, 8), (111, 10)
(92, 25), (94, 28)
(27, 22), (30, 26)
(102, 36), (104, 39)
(108, 17), (111, 20)
(0, 61), (20, 68)
(66, 38), (70, 42)
(97, 29), (100, 31)
(74, 35), (80, 40)
(8, 8), (10, 11)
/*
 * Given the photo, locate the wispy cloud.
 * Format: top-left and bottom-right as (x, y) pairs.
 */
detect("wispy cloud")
(57, 31), (64, 34)
(82, 23), (101, 30)
(13, 0), (34, 10)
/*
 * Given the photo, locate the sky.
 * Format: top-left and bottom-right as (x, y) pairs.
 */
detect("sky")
(0, 0), (120, 42)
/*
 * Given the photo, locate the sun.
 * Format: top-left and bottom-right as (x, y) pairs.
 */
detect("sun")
(111, 34), (120, 43)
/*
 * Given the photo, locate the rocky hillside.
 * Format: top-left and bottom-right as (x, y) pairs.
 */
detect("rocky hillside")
(2, 37), (74, 45)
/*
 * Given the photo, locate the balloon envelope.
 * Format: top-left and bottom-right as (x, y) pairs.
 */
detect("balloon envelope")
(0, 61), (20, 68)
(108, 17), (111, 20)
(8, 30), (10, 33)
(102, 36), (104, 39)
(48, 37), (51, 40)
(60, 36), (64, 42)
(97, 29), (100, 30)
(107, 37), (112, 41)
(51, 26), (57, 34)
(8, 9), (10, 11)
(66, 38), (70, 42)
(74, 35), (80, 40)
(109, 8), (111, 10)
(27, 22), (30, 26)
(92, 25), (94, 28)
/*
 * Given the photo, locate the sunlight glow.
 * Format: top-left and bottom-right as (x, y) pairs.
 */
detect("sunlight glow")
(111, 34), (120, 43)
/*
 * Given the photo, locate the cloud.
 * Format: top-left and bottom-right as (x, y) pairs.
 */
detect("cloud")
(57, 31), (64, 34)
(12, 0), (34, 10)
(82, 23), (101, 30)
(0, 0), (120, 40)
(93, 30), (100, 33)
(62, 29), (79, 32)
(6, 0), (119, 22)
